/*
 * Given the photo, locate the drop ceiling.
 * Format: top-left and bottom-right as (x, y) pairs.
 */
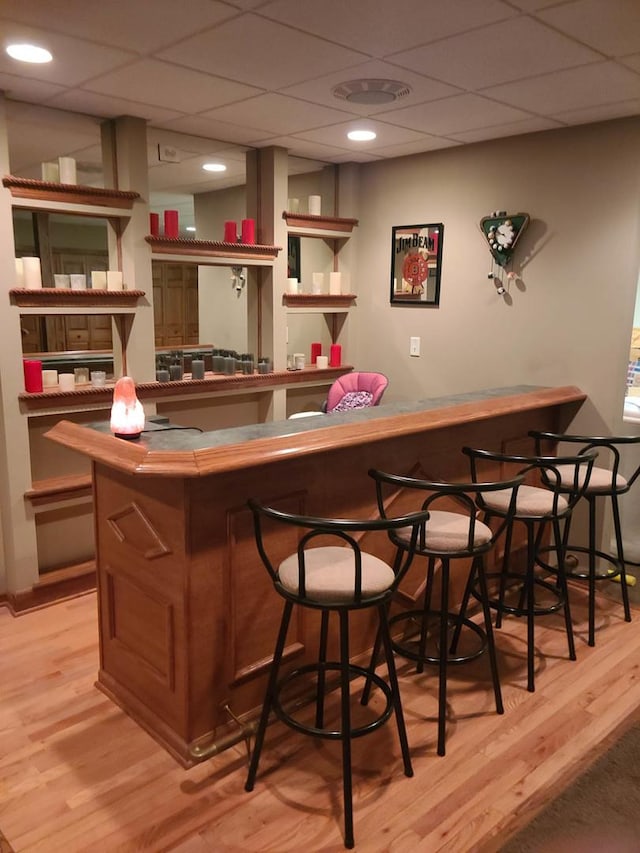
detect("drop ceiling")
(2, 0), (640, 218)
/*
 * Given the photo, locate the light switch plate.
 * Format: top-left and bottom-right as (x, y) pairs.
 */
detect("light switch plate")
(410, 336), (420, 357)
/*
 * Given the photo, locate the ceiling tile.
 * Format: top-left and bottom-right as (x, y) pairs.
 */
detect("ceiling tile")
(620, 54), (640, 74)
(146, 128), (249, 159)
(0, 19), (136, 86)
(370, 137), (460, 158)
(253, 135), (360, 162)
(388, 16), (602, 90)
(48, 89), (183, 123)
(0, 0), (237, 54)
(378, 94), (531, 135)
(550, 98), (640, 126)
(293, 118), (433, 151)
(483, 62), (640, 115)
(537, 0), (640, 57)
(200, 94), (356, 136)
(279, 60), (461, 115)
(448, 116), (564, 143)
(155, 114), (271, 146)
(85, 59), (263, 113)
(0, 71), (66, 103)
(157, 14), (367, 90)
(259, 0), (517, 57)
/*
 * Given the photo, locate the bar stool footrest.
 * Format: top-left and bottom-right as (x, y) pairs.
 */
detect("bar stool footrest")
(388, 609), (487, 664)
(472, 572), (565, 616)
(273, 662), (393, 740)
(536, 545), (623, 581)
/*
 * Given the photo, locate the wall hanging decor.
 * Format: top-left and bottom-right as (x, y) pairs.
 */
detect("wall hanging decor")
(390, 223), (443, 306)
(479, 210), (530, 295)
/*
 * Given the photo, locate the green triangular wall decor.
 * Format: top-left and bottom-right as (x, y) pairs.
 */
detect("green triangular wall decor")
(480, 211), (530, 268)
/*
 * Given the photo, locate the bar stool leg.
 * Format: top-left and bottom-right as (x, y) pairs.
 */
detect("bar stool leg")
(526, 523), (536, 692)
(416, 557), (436, 674)
(554, 517), (576, 660)
(612, 493), (632, 623)
(437, 558), (450, 756)
(338, 610), (355, 849)
(476, 556), (504, 715)
(377, 604), (413, 778)
(246, 600), (294, 792)
(496, 521), (514, 630)
(316, 610), (330, 728)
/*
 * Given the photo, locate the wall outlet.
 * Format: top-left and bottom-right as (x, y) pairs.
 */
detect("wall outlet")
(410, 336), (420, 357)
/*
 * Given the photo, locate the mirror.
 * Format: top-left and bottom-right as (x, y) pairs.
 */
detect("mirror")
(390, 223), (444, 307)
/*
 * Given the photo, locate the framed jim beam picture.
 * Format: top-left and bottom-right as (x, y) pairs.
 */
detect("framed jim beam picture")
(390, 223), (443, 306)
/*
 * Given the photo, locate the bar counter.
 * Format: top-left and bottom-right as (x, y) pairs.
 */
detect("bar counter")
(46, 385), (585, 766)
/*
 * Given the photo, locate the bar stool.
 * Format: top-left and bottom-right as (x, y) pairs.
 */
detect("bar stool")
(463, 446), (597, 692)
(361, 468), (524, 757)
(245, 499), (429, 850)
(530, 432), (640, 646)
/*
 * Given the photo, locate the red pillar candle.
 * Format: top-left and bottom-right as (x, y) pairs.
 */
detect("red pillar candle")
(310, 342), (322, 364)
(23, 359), (43, 393)
(224, 220), (238, 242)
(329, 344), (342, 367)
(164, 210), (179, 238)
(149, 212), (159, 236)
(241, 218), (255, 244)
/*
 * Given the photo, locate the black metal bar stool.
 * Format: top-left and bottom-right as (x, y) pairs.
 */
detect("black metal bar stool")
(245, 499), (429, 850)
(530, 432), (640, 646)
(463, 446), (597, 692)
(361, 468), (524, 757)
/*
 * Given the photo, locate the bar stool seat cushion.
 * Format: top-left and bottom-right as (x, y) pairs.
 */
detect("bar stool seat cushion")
(556, 464), (627, 493)
(278, 546), (395, 603)
(395, 510), (492, 552)
(484, 485), (569, 517)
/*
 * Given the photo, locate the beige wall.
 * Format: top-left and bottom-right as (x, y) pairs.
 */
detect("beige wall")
(351, 117), (640, 439)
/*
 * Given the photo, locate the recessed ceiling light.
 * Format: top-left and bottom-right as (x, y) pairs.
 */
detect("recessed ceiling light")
(202, 162), (226, 172)
(348, 129), (377, 142)
(6, 43), (52, 63)
(186, 226), (196, 232)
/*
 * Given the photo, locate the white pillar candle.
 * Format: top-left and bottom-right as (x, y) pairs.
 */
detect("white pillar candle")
(329, 272), (342, 295)
(107, 271), (123, 291)
(287, 277), (299, 294)
(91, 270), (107, 289)
(308, 195), (321, 216)
(312, 272), (324, 294)
(22, 257), (42, 290)
(41, 161), (59, 182)
(54, 274), (70, 288)
(42, 369), (58, 387)
(15, 258), (25, 288)
(69, 274), (87, 290)
(316, 355), (329, 369)
(58, 373), (76, 392)
(58, 156), (77, 184)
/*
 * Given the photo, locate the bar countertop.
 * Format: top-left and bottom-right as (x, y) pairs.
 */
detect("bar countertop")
(45, 384), (586, 478)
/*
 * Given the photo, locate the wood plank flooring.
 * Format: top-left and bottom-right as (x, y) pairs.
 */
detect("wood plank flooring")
(0, 583), (639, 852)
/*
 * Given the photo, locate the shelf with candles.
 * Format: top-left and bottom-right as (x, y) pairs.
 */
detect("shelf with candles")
(3, 176), (140, 218)
(283, 211), (359, 239)
(18, 365), (353, 413)
(10, 288), (146, 311)
(283, 293), (356, 310)
(146, 236), (282, 266)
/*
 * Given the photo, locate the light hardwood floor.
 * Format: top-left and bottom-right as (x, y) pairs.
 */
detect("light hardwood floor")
(1, 583), (639, 853)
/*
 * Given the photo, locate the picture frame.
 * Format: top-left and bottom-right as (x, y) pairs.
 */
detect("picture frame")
(390, 223), (443, 306)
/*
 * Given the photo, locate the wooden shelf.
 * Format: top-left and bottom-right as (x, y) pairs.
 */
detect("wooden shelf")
(3, 176), (140, 217)
(283, 293), (356, 308)
(25, 474), (92, 506)
(146, 236), (281, 266)
(284, 212), (358, 239)
(18, 366), (353, 412)
(10, 288), (146, 308)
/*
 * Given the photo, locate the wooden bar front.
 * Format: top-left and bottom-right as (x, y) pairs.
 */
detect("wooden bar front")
(46, 385), (586, 766)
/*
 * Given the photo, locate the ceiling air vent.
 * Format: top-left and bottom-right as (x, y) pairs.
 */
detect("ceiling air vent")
(332, 79), (412, 106)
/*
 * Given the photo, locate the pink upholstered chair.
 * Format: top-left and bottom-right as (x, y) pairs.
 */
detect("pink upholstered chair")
(324, 372), (388, 413)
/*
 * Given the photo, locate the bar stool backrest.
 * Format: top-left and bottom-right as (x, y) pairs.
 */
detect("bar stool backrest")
(248, 499), (430, 606)
(530, 431), (640, 495)
(462, 446), (598, 521)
